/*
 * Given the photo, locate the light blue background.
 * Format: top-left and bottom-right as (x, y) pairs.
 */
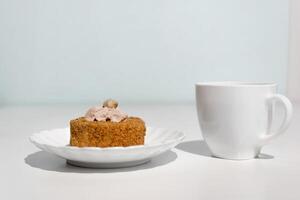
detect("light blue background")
(0, 0), (289, 104)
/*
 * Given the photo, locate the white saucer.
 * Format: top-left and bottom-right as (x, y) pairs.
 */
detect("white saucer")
(30, 127), (184, 168)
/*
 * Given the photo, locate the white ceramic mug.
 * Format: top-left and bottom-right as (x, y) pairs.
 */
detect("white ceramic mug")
(195, 82), (293, 160)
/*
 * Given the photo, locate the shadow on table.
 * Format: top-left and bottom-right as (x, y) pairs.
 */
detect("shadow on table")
(24, 150), (177, 173)
(176, 140), (274, 160)
(176, 140), (212, 157)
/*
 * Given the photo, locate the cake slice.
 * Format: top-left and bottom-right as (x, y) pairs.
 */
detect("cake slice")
(70, 99), (146, 147)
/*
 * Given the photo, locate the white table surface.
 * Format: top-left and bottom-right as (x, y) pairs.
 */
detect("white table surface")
(1, 103), (300, 200)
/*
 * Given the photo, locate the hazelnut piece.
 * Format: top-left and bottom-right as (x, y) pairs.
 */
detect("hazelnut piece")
(103, 99), (118, 108)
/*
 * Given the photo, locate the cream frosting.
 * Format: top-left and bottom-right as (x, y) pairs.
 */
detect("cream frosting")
(84, 106), (128, 122)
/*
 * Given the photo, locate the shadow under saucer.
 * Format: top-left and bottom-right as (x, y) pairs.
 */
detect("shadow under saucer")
(176, 140), (274, 160)
(256, 153), (274, 159)
(25, 150), (177, 173)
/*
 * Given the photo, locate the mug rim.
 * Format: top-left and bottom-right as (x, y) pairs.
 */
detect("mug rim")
(195, 81), (277, 87)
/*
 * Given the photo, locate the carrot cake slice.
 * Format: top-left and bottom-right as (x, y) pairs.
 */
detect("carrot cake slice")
(70, 99), (146, 147)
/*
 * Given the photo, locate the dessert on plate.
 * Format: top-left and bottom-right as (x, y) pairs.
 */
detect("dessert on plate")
(70, 99), (146, 148)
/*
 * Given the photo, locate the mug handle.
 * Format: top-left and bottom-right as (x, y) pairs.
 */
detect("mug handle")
(260, 94), (293, 145)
